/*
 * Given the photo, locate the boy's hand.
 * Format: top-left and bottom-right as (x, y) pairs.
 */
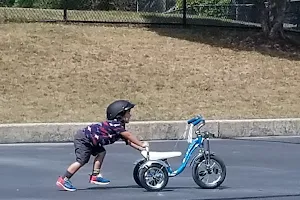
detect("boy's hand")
(120, 131), (149, 151)
(128, 141), (146, 151)
(142, 141), (149, 148)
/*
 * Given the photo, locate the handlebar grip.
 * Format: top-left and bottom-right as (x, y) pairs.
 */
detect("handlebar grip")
(187, 117), (197, 124)
(192, 118), (202, 125)
(188, 114), (205, 124)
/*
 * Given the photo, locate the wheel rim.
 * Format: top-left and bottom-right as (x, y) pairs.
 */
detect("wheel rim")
(196, 159), (223, 186)
(144, 167), (165, 189)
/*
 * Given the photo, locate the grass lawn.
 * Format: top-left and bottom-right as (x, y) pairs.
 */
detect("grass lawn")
(0, 22), (299, 123)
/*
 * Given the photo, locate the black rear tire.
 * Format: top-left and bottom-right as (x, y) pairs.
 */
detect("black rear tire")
(139, 163), (169, 192)
(133, 160), (145, 187)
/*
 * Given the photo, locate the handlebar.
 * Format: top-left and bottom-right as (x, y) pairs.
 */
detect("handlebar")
(187, 115), (205, 126)
(145, 146), (150, 160)
(187, 115), (217, 138)
(198, 130), (216, 139)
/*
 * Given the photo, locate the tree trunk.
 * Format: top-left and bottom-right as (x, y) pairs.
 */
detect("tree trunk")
(255, 0), (290, 40)
(268, 0), (288, 40)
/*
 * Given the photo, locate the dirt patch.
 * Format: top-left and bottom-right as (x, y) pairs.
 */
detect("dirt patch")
(0, 22), (299, 123)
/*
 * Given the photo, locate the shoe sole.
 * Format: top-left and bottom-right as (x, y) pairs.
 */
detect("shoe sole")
(90, 181), (110, 185)
(56, 181), (77, 192)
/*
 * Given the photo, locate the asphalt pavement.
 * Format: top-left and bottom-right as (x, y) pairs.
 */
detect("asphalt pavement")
(1, 137), (300, 200)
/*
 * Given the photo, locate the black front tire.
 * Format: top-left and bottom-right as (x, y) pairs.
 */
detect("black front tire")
(192, 154), (226, 189)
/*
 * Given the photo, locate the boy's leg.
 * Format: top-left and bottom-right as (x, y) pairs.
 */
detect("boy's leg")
(92, 149), (106, 175)
(56, 161), (82, 192)
(56, 130), (92, 191)
(89, 146), (110, 185)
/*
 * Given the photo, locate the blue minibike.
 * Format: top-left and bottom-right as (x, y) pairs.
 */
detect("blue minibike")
(132, 115), (226, 191)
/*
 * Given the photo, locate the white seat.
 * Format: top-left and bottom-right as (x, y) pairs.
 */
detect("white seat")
(141, 151), (182, 160)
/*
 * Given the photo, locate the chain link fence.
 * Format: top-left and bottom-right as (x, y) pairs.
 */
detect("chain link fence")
(0, 0), (299, 30)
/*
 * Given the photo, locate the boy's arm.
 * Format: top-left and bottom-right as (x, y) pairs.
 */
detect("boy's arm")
(128, 141), (145, 151)
(120, 131), (147, 149)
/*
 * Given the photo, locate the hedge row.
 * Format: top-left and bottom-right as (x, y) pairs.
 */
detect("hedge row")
(1, 0), (140, 10)
(0, 0), (233, 17)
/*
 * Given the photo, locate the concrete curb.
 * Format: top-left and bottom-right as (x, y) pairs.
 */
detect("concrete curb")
(0, 118), (300, 143)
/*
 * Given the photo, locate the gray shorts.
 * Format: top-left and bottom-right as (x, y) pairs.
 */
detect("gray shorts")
(73, 130), (106, 165)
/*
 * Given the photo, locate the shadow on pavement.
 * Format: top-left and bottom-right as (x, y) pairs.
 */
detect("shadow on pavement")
(194, 193), (300, 200)
(77, 184), (230, 192)
(226, 137), (300, 145)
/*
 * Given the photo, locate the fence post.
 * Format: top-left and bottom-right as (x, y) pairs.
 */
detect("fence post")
(183, 0), (187, 26)
(63, 0), (68, 21)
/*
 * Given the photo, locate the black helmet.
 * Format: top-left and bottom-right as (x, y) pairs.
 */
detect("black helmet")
(106, 100), (135, 120)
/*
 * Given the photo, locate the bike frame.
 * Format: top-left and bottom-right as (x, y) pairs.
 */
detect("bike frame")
(164, 115), (214, 177)
(136, 115), (214, 177)
(166, 135), (204, 177)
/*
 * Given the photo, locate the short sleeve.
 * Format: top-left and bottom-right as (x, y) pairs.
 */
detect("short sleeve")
(107, 121), (129, 145)
(108, 121), (126, 134)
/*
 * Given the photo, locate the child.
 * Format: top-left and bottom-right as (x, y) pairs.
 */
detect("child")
(56, 100), (148, 191)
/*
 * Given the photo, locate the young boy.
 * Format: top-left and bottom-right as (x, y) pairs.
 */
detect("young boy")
(56, 99), (148, 191)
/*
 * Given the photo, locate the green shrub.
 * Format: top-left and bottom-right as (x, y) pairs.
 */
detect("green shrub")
(7, 0), (137, 11)
(0, 0), (16, 7)
(14, 0), (35, 7)
(12, 0), (63, 8)
(33, 0), (63, 9)
(176, 0), (231, 18)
